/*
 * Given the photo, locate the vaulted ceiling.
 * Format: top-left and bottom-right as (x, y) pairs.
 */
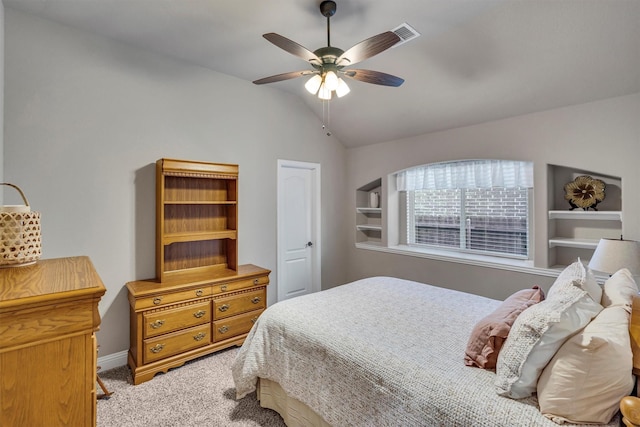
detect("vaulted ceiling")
(4, 0), (640, 147)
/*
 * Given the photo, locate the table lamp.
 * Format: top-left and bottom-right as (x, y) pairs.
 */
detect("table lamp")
(588, 237), (640, 276)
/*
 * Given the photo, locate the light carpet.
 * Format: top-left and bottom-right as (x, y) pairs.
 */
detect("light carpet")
(97, 347), (286, 427)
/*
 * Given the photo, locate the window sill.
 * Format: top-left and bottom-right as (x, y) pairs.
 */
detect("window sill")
(355, 242), (562, 278)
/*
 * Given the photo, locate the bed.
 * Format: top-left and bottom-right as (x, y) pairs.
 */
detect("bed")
(232, 269), (640, 427)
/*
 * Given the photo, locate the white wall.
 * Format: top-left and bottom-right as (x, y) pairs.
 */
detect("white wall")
(3, 8), (348, 357)
(346, 93), (640, 300)
(0, 2), (4, 190)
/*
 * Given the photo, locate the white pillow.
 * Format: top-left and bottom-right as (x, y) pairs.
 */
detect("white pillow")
(537, 305), (634, 424)
(495, 261), (603, 399)
(602, 268), (638, 308)
(547, 258), (602, 304)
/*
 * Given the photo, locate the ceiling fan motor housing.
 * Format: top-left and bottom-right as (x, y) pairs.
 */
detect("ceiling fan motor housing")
(312, 46), (346, 72)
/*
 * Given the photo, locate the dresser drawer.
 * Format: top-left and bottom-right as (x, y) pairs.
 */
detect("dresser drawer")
(136, 286), (212, 310)
(213, 309), (264, 341)
(213, 288), (266, 320)
(212, 275), (269, 295)
(143, 324), (211, 364)
(143, 301), (211, 338)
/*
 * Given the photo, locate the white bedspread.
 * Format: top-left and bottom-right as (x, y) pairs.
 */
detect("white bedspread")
(232, 277), (619, 427)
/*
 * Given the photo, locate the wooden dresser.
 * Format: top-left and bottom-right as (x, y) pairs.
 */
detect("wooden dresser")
(126, 158), (270, 385)
(126, 264), (269, 384)
(0, 256), (106, 427)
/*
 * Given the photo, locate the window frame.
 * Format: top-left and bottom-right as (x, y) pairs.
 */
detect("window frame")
(398, 159), (534, 262)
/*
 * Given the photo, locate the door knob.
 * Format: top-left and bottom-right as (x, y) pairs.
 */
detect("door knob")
(306, 241), (313, 247)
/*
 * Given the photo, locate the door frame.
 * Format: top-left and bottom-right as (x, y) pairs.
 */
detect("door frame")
(276, 159), (321, 301)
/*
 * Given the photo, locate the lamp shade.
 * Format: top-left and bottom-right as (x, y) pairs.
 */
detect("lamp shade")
(324, 71), (339, 91)
(318, 83), (332, 100)
(305, 75), (322, 95)
(588, 238), (640, 275)
(335, 78), (350, 98)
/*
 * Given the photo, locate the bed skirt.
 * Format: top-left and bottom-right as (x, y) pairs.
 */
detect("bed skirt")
(258, 378), (331, 427)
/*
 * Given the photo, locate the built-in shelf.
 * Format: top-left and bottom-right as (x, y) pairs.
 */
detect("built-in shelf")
(356, 224), (383, 231)
(356, 178), (383, 246)
(356, 207), (382, 214)
(548, 210), (622, 221)
(548, 237), (599, 249)
(547, 165), (622, 268)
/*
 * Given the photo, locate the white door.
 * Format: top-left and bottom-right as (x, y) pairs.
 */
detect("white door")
(277, 160), (321, 301)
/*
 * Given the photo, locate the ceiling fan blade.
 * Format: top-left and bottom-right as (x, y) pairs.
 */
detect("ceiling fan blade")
(336, 31), (401, 66)
(263, 33), (321, 64)
(342, 69), (404, 87)
(253, 70), (316, 85)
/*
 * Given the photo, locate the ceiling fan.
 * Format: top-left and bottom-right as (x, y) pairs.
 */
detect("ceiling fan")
(253, 0), (404, 100)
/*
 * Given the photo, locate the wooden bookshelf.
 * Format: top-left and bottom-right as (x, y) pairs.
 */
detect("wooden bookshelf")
(156, 158), (239, 282)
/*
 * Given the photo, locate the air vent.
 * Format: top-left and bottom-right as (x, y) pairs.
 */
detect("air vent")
(391, 22), (420, 47)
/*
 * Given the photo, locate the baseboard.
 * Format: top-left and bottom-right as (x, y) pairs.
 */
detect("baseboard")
(98, 350), (129, 372)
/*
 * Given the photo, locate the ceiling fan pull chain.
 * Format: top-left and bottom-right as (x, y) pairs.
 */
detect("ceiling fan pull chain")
(322, 100), (326, 133)
(323, 99), (331, 136)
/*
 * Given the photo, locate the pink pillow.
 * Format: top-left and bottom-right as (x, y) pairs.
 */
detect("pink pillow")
(464, 286), (545, 369)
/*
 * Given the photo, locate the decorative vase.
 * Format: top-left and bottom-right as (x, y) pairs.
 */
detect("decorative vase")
(369, 191), (379, 208)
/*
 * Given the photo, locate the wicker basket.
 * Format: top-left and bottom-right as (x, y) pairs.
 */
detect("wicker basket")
(0, 183), (41, 267)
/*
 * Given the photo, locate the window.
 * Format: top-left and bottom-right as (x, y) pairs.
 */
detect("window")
(397, 160), (533, 259)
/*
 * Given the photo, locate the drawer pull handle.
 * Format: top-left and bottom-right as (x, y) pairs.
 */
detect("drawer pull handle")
(253, 279), (259, 285)
(193, 332), (206, 341)
(220, 285), (228, 292)
(251, 297), (261, 304)
(218, 326), (229, 334)
(153, 297), (162, 305)
(193, 310), (206, 319)
(218, 304), (230, 312)
(150, 319), (165, 329)
(251, 317), (258, 324)
(195, 289), (204, 297)
(150, 344), (165, 354)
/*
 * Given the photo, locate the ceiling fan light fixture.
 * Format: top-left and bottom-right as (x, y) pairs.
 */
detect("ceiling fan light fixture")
(324, 71), (339, 91)
(335, 78), (350, 98)
(318, 83), (332, 100)
(305, 74), (322, 94)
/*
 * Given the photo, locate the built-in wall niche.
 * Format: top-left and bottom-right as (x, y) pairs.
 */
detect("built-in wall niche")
(547, 164), (622, 268)
(356, 178), (383, 246)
